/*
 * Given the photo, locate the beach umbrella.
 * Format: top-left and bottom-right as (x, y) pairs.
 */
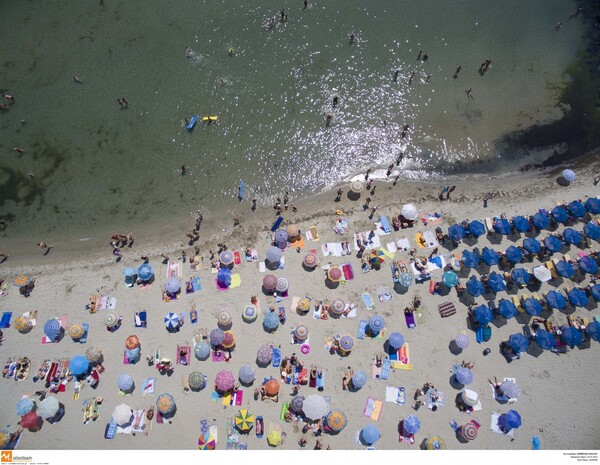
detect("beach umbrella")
(39, 397), (60, 420)
(221, 331), (236, 349)
(584, 223), (600, 240)
(461, 388), (479, 407)
(339, 335), (355, 352)
(551, 206), (569, 223)
(216, 268), (232, 287)
(331, 299), (346, 315)
(125, 347), (140, 363)
(568, 288), (588, 307)
(198, 430), (217, 450)
(368, 315), (385, 333)
(263, 312), (279, 331)
(585, 197), (600, 214)
(369, 249), (385, 267)
(215, 370), (235, 392)
(287, 224), (300, 237)
(67, 324), (84, 340)
(242, 305), (258, 322)
(325, 410), (347, 433)
(351, 180), (364, 193)
(401, 204), (418, 221)
(568, 200), (587, 218)
(591, 285), (600, 301)
(442, 271), (458, 288)
(534, 263), (552, 280)
(218, 310), (231, 326)
(532, 212), (550, 230)
(426, 436), (446, 450)
(389, 332), (405, 350)
(563, 228), (582, 245)
(545, 290), (566, 309)
(165, 277), (180, 294)
(266, 246), (282, 263)
(267, 429), (282, 447)
(290, 396), (305, 413)
(474, 305), (493, 325)
(303, 253), (317, 268)
(455, 367), (473, 385)
(276, 277), (289, 293)
(164, 312), (180, 331)
(264, 379), (280, 396)
(468, 220), (486, 237)
(262, 274), (278, 292)
(481, 247), (500, 266)
(16, 397), (34, 416)
(188, 371), (206, 391)
(117, 373), (134, 392)
(460, 421), (479, 441)
(20, 412), (42, 432)
(302, 394), (330, 420)
(561, 326), (583, 347)
(511, 268), (530, 286)
(351, 370), (368, 389)
(448, 224), (466, 242)
(275, 229), (289, 245)
(505, 246), (523, 263)
(14, 316), (30, 333)
(494, 219), (512, 235)
(156, 394), (175, 415)
(237, 365), (255, 385)
(466, 277), (485, 297)
(508, 333), (529, 353)
(293, 324), (309, 341)
(523, 237), (541, 254)
(487, 273), (506, 292)
(125, 335), (140, 350)
(44, 318), (61, 341)
(523, 298), (543, 316)
(137, 263), (154, 281)
(513, 216), (530, 232)
(194, 342), (210, 360)
(535, 329), (555, 350)
(85, 347), (103, 364)
(556, 260), (575, 278)
(234, 409), (255, 432)
(104, 312), (119, 328)
(403, 415), (421, 434)
(220, 250), (234, 266)
(69, 356), (90, 377)
(461, 250), (480, 268)
(13, 275), (31, 287)
(562, 169), (576, 182)
(499, 410), (522, 431)
(123, 267), (136, 277)
(327, 266), (343, 282)
(501, 380), (521, 399)
(256, 346), (273, 365)
(544, 236), (563, 254)
(297, 298), (311, 312)
(498, 299), (518, 319)
(209, 328), (225, 346)
(399, 272), (414, 288)
(586, 321), (600, 342)
(455, 334), (470, 349)
(579, 256), (599, 275)
(360, 424), (381, 445)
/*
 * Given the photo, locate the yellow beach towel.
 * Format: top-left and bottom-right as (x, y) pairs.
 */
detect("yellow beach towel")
(310, 226), (319, 241)
(230, 274), (241, 289)
(415, 233), (426, 248)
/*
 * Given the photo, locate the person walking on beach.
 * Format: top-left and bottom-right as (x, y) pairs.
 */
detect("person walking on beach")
(396, 152), (404, 166)
(335, 188), (343, 202)
(593, 175), (600, 186)
(364, 197), (372, 210)
(0, 252), (8, 262)
(446, 186), (456, 200)
(251, 197), (257, 211)
(466, 88), (474, 101)
(439, 186), (449, 200)
(366, 179), (373, 190)
(369, 205), (378, 219)
(37, 242), (53, 254)
(386, 164), (394, 177)
(453, 66), (462, 79)
(233, 217), (240, 227)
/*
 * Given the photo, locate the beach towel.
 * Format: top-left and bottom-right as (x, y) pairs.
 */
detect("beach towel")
(211, 392), (219, 404)
(362, 293), (375, 310)
(340, 303), (357, 319)
(192, 276), (202, 291)
(212, 351), (225, 362)
(97, 296), (117, 310)
(234, 390), (243, 405)
(316, 370), (325, 390)
(385, 386), (405, 404)
(405, 311), (416, 329)
(0, 312), (12, 328)
(490, 412), (514, 437)
(167, 260), (181, 278)
(379, 216), (392, 234)
(363, 397), (383, 421)
(396, 238), (411, 252)
(272, 348), (281, 367)
(357, 320), (367, 339)
(380, 357), (391, 380)
(142, 378), (156, 395)
(233, 251), (241, 265)
(422, 231), (439, 248)
(280, 402), (290, 420)
(310, 226), (319, 241)
(342, 263), (354, 281)
(321, 242), (344, 257)
(222, 391), (232, 406)
(230, 274), (241, 289)
(386, 242), (398, 254)
(438, 302), (457, 318)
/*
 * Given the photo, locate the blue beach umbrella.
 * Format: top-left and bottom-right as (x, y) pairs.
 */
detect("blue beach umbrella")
(275, 229), (288, 244)
(500, 410), (522, 431)
(403, 415), (421, 434)
(360, 425), (381, 445)
(455, 367), (473, 385)
(512, 216), (530, 233)
(165, 277), (180, 294)
(567, 288), (588, 307)
(505, 246), (522, 263)
(388, 332), (405, 350)
(498, 299), (518, 319)
(369, 315), (385, 334)
(523, 298), (542, 316)
(442, 271), (458, 287)
(487, 273), (506, 292)
(263, 312), (279, 331)
(195, 342), (210, 360)
(69, 355), (90, 377)
(339, 335), (355, 351)
(568, 200), (587, 218)
(137, 263), (154, 281)
(164, 312), (180, 330)
(561, 326), (583, 347)
(448, 224), (466, 242)
(481, 247), (499, 266)
(584, 223), (600, 240)
(117, 373), (134, 392)
(266, 246), (283, 263)
(586, 321), (600, 342)
(474, 305), (493, 325)
(562, 169), (577, 182)
(44, 319), (61, 341)
(468, 220), (485, 237)
(535, 329), (555, 350)
(590, 284), (600, 301)
(563, 228), (582, 245)
(462, 250), (480, 268)
(466, 277), (485, 297)
(585, 198), (600, 214)
(511, 268), (531, 286)
(551, 206), (568, 224)
(544, 236), (562, 254)
(494, 219), (511, 235)
(16, 398), (34, 416)
(545, 290), (566, 310)
(351, 371), (368, 389)
(508, 333), (529, 353)
(555, 260), (575, 279)
(523, 237), (541, 254)
(579, 256), (599, 275)
(217, 268), (232, 287)
(532, 212), (550, 230)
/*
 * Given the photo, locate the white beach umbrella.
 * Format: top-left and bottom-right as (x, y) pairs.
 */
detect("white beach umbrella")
(302, 394), (330, 420)
(533, 265), (552, 283)
(112, 403), (133, 426)
(401, 204), (418, 220)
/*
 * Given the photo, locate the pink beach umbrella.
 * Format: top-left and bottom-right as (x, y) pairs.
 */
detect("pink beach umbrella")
(215, 370), (235, 392)
(327, 266), (343, 282)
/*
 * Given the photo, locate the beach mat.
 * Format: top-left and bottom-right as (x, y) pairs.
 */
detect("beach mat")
(0, 312), (12, 328)
(438, 302), (457, 318)
(363, 397), (383, 421)
(362, 293), (375, 310)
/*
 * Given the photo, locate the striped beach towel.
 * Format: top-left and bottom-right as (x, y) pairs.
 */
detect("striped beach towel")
(438, 302), (456, 318)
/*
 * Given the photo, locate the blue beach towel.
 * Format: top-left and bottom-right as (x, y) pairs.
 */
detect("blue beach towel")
(192, 277), (201, 291)
(104, 421), (117, 439)
(476, 326), (484, 344)
(0, 312), (12, 328)
(380, 357), (391, 380)
(80, 323), (89, 343)
(357, 320), (367, 340)
(271, 217), (284, 232)
(429, 256), (443, 268)
(316, 370), (325, 391)
(362, 293), (375, 310)
(379, 216), (392, 234)
(272, 348), (281, 367)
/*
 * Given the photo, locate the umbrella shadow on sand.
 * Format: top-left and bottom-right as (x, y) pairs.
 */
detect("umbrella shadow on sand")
(393, 283), (409, 295)
(448, 340), (465, 356)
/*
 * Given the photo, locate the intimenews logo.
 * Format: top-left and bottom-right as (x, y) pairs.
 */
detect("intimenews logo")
(0, 451), (12, 463)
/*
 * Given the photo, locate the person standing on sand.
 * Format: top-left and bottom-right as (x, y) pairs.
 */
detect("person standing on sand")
(365, 168), (371, 180)
(386, 164), (394, 177)
(446, 186), (456, 200)
(37, 242), (53, 254)
(251, 198), (257, 211)
(453, 66), (462, 78)
(466, 88), (474, 101)
(335, 188), (343, 202)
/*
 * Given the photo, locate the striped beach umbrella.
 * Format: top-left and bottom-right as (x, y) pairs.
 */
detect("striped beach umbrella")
(294, 324), (309, 341)
(125, 335), (140, 350)
(215, 371), (235, 392)
(303, 253), (317, 268)
(220, 250), (234, 266)
(297, 298), (311, 312)
(209, 328), (225, 346)
(339, 335), (354, 352)
(44, 319), (61, 340)
(13, 275), (31, 287)
(276, 277), (289, 293)
(331, 299), (346, 314)
(111, 403), (133, 426)
(234, 409), (255, 432)
(368, 315), (385, 333)
(325, 410), (348, 433)
(460, 421), (479, 441)
(156, 394), (175, 415)
(461, 388), (479, 407)
(242, 305), (258, 322)
(198, 430), (217, 450)
(68, 324), (84, 340)
(164, 312), (179, 331)
(104, 312), (119, 328)
(290, 396), (305, 413)
(275, 229), (288, 244)
(287, 224), (300, 238)
(262, 274), (278, 292)
(189, 372), (206, 391)
(327, 266), (343, 282)
(218, 310), (232, 326)
(455, 334), (470, 349)
(125, 347), (140, 364)
(221, 331), (236, 349)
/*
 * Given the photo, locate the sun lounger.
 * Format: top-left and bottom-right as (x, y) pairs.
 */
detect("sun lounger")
(279, 402), (290, 420)
(380, 357), (391, 380)
(484, 217), (493, 232)
(134, 310), (147, 328)
(512, 296), (525, 313)
(0, 312), (12, 328)
(105, 421), (117, 439)
(405, 311), (416, 329)
(379, 216), (392, 234)
(272, 348), (281, 367)
(271, 216), (284, 232)
(357, 320), (367, 339)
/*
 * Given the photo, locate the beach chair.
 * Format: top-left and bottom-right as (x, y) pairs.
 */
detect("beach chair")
(379, 216), (392, 234)
(545, 261), (558, 279)
(484, 217), (494, 233)
(80, 323), (89, 343)
(134, 310), (147, 328)
(104, 421), (117, 439)
(512, 296), (524, 313)
(316, 370), (325, 391)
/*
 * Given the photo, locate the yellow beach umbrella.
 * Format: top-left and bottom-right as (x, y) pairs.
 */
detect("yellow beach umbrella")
(68, 324), (84, 340)
(14, 316), (31, 333)
(104, 312), (119, 327)
(267, 429), (282, 446)
(297, 298), (311, 312)
(234, 409), (255, 432)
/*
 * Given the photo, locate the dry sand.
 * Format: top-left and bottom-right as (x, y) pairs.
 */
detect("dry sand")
(1, 158), (600, 451)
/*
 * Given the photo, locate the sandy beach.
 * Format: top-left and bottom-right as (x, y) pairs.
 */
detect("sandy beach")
(1, 157), (600, 452)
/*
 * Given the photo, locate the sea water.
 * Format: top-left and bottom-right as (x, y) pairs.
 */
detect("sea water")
(0, 0), (590, 241)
